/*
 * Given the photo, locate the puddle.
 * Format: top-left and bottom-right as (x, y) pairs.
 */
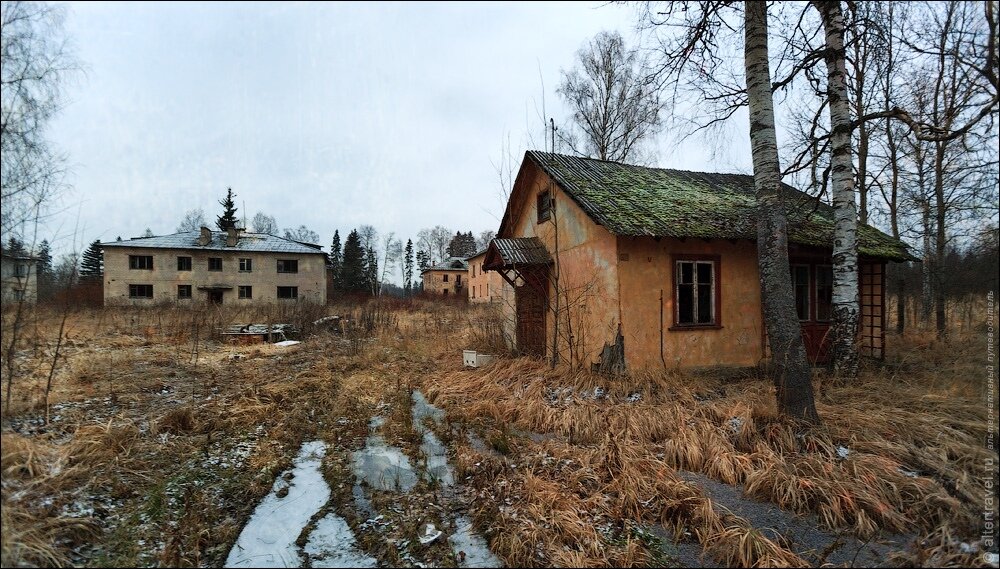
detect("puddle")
(677, 470), (911, 567)
(449, 516), (502, 568)
(352, 416), (418, 492)
(420, 431), (455, 486)
(304, 512), (378, 568)
(225, 441), (330, 568)
(412, 390), (445, 429)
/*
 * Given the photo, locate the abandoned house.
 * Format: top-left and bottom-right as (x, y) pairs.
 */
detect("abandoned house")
(101, 227), (328, 305)
(0, 253), (38, 303)
(483, 151), (914, 370)
(420, 257), (469, 296)
(466, 248), (502, 303)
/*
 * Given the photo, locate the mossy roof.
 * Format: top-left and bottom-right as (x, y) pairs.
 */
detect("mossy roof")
(527, 151), (915, 261)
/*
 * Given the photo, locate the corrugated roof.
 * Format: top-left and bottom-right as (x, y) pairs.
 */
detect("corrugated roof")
(525, 151), (915, 261)
(488, 237), (552, 267)
(101, 231), (326, 255)
(421, 257), (469, 272)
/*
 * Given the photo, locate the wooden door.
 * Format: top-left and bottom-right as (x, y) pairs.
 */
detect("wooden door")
(515, 282), (546, 357)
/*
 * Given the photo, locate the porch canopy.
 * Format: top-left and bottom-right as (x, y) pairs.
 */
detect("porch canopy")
(482, 237), (552, 288)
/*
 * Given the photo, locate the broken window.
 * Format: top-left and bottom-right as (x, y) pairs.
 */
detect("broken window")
(129, 255), (153, 270)
(277, 286), (298, 299)
(177, 285), (192, 299)
(675, 259), (716, 326)
(791, 265), (810, 321)
(815, 265), (833, 321)
(537, 190), (552, 223)
(443, 274), (449, 283)
(177, 256), (192, 271)
(277, 259), (298, 273)
(239, 258), (253, 272)
(129, 284), (153, 298)
(239, 285), (252, 299)
(208, 257), (223, 271)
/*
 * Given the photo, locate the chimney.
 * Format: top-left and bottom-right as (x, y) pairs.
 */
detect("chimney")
(225, 227), (240, 247)
(198, 226), (212, 246)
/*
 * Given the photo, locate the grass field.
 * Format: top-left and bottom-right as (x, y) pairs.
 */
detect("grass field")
(1, 299), (996, 567)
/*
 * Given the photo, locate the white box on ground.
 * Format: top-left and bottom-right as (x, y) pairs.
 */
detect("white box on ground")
(463, 350), (477, 367)
(475, 353), (495, 367)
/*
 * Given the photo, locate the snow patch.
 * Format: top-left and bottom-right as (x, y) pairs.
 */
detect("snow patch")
(303, 513), (378, 568)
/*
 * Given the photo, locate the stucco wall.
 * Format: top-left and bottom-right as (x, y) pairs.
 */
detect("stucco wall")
(617, 237), (765, 369)
(0, 257), (37, 303)
(103, 247), (327, 305)
(467, 253), (502, 303)
(421, 269), (466, 296)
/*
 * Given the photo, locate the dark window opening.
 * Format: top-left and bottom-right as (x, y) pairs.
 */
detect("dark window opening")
(239, 258), (253, 272)
(277, 259), (298, 273)
(129, 284), (153, 298)
(129, 255), (153, 270)
(791, 265), (810, 321)
(816, 265), (833, 321)
(208, 257), (223, 271)
(675, 259), (716, 326)
(239, 285), (252, 299)
(177, 256), (192, 271)
(443, 274), (449, 282)
(277, 286), (298, 299)
(177, 285), (192, 299)
(537, 190), (552, 223)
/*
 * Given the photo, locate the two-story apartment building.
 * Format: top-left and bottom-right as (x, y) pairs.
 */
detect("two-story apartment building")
(0, 254), (38, 303)
(420, 257), (468, 296)
(466, 249), (501, 303)
(101, 227), (327, 305)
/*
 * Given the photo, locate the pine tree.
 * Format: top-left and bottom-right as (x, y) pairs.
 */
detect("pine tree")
(5, 236), (26, 257)
(365, 247), (379, 296)
(446, 231), (477, 258)
(340, 230), (368, 294)
(216, 187), (239, 231)
(36, 240), (52, 299)
(329, 230), (342, 292)
(80, 240), (103, 282)
(403, 239), (414, 297)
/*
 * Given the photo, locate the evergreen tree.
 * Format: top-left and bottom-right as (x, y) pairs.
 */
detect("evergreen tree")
(365, 247), (379, 296)
(36, 239), (52, 299)
(329, 230), (342, 291)
(5, 236), (26, 257)
(403, 239), (414, 297)
(79, 240), (103, 282)
(446, 231), (477, 258)
(141, 228), (154, 238)
(216, 187), (239, 231)
(340, 230), (368, 294)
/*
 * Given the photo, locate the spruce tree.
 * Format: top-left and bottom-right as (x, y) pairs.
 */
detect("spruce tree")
(329, 230), (342, 292)
(37, 240), (53, 299)
(340, 230), (367, 294)
(216, 187), (239, 231)
(5, 237), (26, 257)
(365, 248), (379, 296)
(80, 240), (103, 282)
(403, 239), (414, 297)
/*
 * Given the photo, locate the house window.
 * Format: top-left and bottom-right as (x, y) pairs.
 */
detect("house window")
(13, 289), (25, 301)
(791, 265), (811, 321)
(443, 274), (449, 283)
(208, 257), (223, 271)
(472, 265), (476, 277)
(537, 190), (552, 222)
(456, 274), (462, 285)
(129, 284), (153, 298)
(675, 259), (717, 326)
(816, 265), (833, 321)
(15, 264), (28, 277)
(129, 255), (153, 270)
(239, 258), (253, 272)
(177, 256), (192, 271)
(239, 285), (252, 299)
(177, 285), (192, 299)
(277, 286), (298, 299)
(443, 289), (449, 295)
(277, 259), (298, 273)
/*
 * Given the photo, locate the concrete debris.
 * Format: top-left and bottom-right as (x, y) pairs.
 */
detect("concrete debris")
(418, 523), (443, 545)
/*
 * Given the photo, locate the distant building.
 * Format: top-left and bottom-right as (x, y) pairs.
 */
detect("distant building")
(420, 257), (468, 297)
(466, 249), (501, 303)
(0, 254), (38, 303)
(101, 227), (327, 305)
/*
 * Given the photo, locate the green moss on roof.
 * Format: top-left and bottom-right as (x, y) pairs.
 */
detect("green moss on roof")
(528, 151), (914, 261)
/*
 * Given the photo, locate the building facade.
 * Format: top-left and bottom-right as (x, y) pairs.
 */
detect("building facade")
(102, 228), (327, 305)
(0, 254), (38, 303)
(466, 250), (501, 303)
(421, 257), (468, 296)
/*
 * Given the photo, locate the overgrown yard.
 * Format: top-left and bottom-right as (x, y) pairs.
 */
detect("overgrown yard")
(1, 300), (996, 567)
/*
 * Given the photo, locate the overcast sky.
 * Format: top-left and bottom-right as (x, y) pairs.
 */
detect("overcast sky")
(46, 1), (753, 272)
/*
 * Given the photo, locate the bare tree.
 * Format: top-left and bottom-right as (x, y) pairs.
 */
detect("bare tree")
(477, 230), (496, 251)
(176, 208), (206, 232)
(250, 212), (278, 234)
(1, 1), (79, 239)
(283, 225), (319, 244)
(557, 31), (664, 163)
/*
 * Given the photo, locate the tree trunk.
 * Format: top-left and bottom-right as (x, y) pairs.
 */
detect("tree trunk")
(745, 0), (819, 424)
(816, 0), (860, 379)
(921, 198), (933, 323)
(933, 141), (948, 338)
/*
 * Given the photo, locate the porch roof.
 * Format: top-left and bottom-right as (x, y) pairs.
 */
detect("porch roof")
(483, 237), (552, 270)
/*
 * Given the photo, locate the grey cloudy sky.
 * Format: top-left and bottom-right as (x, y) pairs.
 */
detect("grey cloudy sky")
(47, 1), (752, 267)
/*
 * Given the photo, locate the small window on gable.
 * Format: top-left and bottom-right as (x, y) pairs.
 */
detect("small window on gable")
(537, 190), (552, 223)
(675, 258), (718, 327)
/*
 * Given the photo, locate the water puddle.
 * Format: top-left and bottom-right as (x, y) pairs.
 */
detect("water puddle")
(304, 512), (378, 568)
(351, 416), (418, 492)
(449, 515), (502, 568)
(225, 441), (330, 568)
(411, 391), (454, 486)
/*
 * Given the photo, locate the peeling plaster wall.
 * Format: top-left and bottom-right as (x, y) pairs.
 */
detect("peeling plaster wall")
(421, 269), (467, 296)
(467, 252), (502, 303)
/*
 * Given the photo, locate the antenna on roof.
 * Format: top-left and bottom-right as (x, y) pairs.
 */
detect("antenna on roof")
(550, 118), (556, 153)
